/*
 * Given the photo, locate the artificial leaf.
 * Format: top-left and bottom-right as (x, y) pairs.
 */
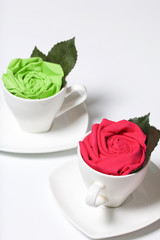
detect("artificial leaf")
(31, 46), (47, 61)
(129, 113), (150, 137)
(131, 126), (160, 173)
(47, 37), (77, 77)
(62, 77), (67, 88)
(145, 126), (160, 162)
(130, 114), (160, 174)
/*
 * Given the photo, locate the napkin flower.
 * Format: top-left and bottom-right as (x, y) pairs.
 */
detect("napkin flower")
(79, 114), (160, 176)
(2, 57), (64, 99)
(2, 37), (78, 99)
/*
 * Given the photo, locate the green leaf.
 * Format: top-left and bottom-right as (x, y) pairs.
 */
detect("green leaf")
(129, 113), (160, 173)
(61, 77), (67, 88)
(145, 126), (160, 162)
(129, 113), (150, 136)
(131, 126), (160, 173)
(47, 37), (77, 77)
(30, 38), (78, 85)
(31, 46), (47, 61)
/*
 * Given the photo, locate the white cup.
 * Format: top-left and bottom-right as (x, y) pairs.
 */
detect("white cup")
(2, 82), (87, 133)
(77, 133), (149, 208)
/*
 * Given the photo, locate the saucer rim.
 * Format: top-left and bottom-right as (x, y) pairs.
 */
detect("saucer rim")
(50, 159), (160, 239)
(0, 97), (89, 153)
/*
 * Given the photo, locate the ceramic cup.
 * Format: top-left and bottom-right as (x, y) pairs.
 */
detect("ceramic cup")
(77, 132), (149, 208)
(2, 83), (87, 133)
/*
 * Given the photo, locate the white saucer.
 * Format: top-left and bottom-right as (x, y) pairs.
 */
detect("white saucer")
(0, 92), (88, 153)
(50, 159), (160, 239)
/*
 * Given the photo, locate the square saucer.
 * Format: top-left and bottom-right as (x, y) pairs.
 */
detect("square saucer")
(50, 159), (160, 239)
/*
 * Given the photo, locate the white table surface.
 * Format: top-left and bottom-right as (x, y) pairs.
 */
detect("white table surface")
(0, 0), (160, 239)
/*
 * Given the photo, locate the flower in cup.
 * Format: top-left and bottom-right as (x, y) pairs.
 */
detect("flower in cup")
(79, 114), (160, 176)
(2, 38), (78, 99)
(2, 57), (64, 99)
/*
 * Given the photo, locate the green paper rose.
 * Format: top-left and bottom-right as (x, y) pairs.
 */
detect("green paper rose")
(2, 57), (64, 99)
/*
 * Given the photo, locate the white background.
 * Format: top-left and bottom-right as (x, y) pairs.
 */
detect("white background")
(0, 0), (160, 239)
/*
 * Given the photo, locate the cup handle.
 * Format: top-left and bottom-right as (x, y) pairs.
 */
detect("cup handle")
(86, 182), (107, 207)
(56, 84), (87, 118)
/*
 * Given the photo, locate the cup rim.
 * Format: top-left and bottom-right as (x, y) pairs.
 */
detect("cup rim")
(1, 80), (66, 102)
(77, 131), (149, 179)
